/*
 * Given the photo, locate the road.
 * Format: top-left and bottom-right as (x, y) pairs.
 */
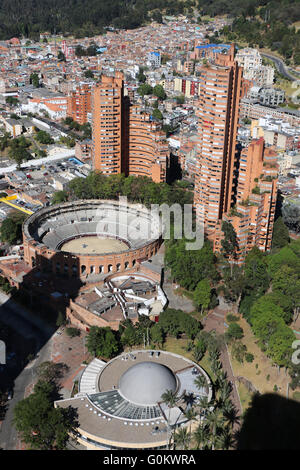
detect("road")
(0, 292), (55, 450)
(260, 52), (298, 81)
(0, 341), (52, 450)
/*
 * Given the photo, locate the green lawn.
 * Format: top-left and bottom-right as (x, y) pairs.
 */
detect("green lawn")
(237, 382), (253, 413)
(292, 391), (300, 402)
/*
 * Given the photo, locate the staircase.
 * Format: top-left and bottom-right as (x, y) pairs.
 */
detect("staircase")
(78, 358), (106, 395)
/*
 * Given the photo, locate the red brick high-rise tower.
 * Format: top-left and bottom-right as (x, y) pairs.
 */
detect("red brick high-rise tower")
(194, 44), (278, 262)
(67, 84), (92, 125)
(92, 74), (168, 181)
(92, 73), (127, 174)
(194, 44), (243, 234)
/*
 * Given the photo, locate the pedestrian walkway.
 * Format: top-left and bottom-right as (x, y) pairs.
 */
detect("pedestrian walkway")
(203, 301), (243, 428)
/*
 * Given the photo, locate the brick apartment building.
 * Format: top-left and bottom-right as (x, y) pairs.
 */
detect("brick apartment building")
(213, 138), (278, 263)
(194, 44), (243, 233)
(92, 73), (169, 182)
(67, 84), (92, 125)
(194, 45), (278, 262)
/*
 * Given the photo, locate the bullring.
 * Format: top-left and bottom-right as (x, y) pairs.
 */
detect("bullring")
(23, 199), (162, 280)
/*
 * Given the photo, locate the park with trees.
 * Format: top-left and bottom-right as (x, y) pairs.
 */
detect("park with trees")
(165, 214), (300, 392)
(13, 361), (78, 450)
(53, 171), (193, 208)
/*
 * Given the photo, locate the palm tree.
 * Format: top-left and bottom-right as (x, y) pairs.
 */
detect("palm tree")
(193, 423), (209, 450)
(219, 381), (232, 403)
(194, 373), (207, 391)
(174, 426), (190, 450)
(211, 359), (222, 376)
(215, 426), (236, 450)
(161, 389), (178, 449)
(184, 406), (198, 441)
(206, 409), (225, 450)
(197, 395), (211, 421)
(223, 405), (240, 431)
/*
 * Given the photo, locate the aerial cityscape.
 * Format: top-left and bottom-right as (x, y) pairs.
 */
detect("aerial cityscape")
(0, 0), (300, 454)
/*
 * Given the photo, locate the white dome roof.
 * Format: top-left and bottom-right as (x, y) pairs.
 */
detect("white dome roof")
(118, 362), (177, 406)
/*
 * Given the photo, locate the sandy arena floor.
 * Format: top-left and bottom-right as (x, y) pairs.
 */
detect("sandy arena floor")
(61, 236), (128, 254)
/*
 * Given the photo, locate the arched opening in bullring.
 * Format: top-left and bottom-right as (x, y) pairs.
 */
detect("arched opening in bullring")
(125, 262), (129, 269)
(81, 265), (86, 275)
(99, 265), (104, 273)
(116, 263), (121, 271)
(132, 260), (136, 267)
(90, 266), (95, 274)
(108, 264), (113, 272)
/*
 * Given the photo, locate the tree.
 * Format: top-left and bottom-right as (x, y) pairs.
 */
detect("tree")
(59, 136), (75, 148)
(267, 326), (295, 367)
(250, 294), (291, 325)
(56, 311), (66, 327)
(193, 339), (207, 362)
(175, 94), (185, 105)
(86, 326), (119, 359)
(6, 96), (18, 106)
(271, 265), (300, 323)
(150, 323), (164, 347)
(158, 308), (201, 339)
(231, 341), (247, 363)
(194, 423), (209, 450)
(84, 69), (94, 79)
(241, 247), (270, 314)
(13, 380), (78, 450)
(216, 427), (235, 450)
(221, 221), (238, 266)
(174, 426), (190, 450)
(37, 361), (68, 383)
(137, 83), (153, 96)
(36, 130), (54, 145)
(152, 10), (163, 23)
(75, 45), (86, 57)
(136, 67), (146, 83)
(0, 211), (26, 244)
(272, 217), (290, 249)
(65, 327), (81, 338)
(120, 321), (137, 347)
(221, 264), (245, 305)
(30, 73), (40, 88)
(194, 373), (207, 391)
(57, 51), (66, 62)
(194, 279), (211, 313)
(152, 108), (163, 120)
(225, 322), (244, 343)
(206, 409), (225, 450)
(52, 191), (68, 205)
(282, 203), (300, 233)
(161, 389), (178, 449)
(153, 84), (166, 100)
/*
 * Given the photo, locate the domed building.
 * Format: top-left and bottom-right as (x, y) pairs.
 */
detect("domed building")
(55, 350), (213, 450)
(119, 362), (177, 406)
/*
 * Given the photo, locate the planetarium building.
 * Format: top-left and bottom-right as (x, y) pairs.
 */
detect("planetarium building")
(55, 350), (213, 450)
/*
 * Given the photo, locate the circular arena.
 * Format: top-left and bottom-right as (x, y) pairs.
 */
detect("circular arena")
(23, 200), (162, 279)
